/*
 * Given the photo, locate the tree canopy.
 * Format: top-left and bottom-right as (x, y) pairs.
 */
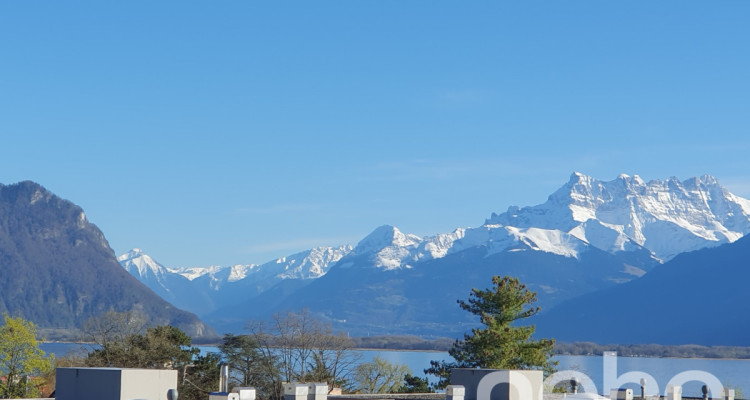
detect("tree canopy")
(76, 309), (436, 399)
(352, 356), (410, 394)
(245, 309), (360, 399)
(427, 276), (556, 388)
(85, 324), (195, 369)
(219, 333), (280, 397)
(81, 312), (209, 399)
(0, 315), (53, 399)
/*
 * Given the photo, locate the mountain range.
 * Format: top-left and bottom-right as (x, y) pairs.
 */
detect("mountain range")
(118, 245), (352, 317)
(121, 173), (750, 340)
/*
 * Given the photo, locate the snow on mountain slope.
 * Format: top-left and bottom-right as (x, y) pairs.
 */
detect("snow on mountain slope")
(486, 172), (750, 260)
(118, 248), (219, 315)
(174, 265), (230, 282)
(337, 173), (750, 270)
(232, 245), (354, 291)
(122, 172), (750, 324)
(462, 224), (589, 258)
(118, 248), (172, 292)
(168, 264), (256, 291)
(121, 245), (353, 297)
(118, 248), (166, 277)
(343, 222), (590, 271)
(348, 225), (464, 269)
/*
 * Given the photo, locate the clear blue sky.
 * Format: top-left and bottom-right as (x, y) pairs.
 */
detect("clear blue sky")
(2, 1), (749, 267)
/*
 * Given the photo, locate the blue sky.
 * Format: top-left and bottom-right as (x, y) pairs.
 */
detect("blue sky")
(2, 1), (750, 267)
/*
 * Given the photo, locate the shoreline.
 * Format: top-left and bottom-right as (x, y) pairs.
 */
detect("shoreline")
(41, 341), (750, 361)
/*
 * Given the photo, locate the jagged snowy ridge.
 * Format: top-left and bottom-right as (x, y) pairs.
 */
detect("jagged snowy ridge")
(487, 173), (750, 260)
(121, 173), (750, 296)
(121, 245), (354, 293)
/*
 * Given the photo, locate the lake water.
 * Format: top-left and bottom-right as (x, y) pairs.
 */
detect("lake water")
(42, 344), (750, 397)
(367, 351), (750, 397)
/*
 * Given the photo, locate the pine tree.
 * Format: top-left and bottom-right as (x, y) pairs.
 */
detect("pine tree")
(426, 276), (556, 388)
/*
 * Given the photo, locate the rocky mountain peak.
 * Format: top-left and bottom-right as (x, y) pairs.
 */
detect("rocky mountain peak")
(354, 225), (422, 254)
(118, 248), (169, 279)
(486, 173), (750, 260)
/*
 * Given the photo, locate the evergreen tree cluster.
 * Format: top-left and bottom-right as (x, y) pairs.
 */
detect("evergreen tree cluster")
(426, 276), (556, 388)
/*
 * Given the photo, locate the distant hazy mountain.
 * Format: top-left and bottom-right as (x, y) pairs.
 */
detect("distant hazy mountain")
(121, 173), (750, 337)
(0, 181), (216, 340)
(119, 245), (352, 316)
(534, 234), (750, 346)
(117, 249), (216, 315)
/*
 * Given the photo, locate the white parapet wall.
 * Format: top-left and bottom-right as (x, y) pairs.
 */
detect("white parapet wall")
(308, 383), (329, 400)
(446, 385), (465, 400)
(285, 383), (310, 400)
(55, 367), (178, 400)
(233, 386), (257, 400)
(609, 388), (633, 400)
(666, 384), (682, 400)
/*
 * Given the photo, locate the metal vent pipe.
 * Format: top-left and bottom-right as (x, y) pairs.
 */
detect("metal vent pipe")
(219, 363), (229, 393)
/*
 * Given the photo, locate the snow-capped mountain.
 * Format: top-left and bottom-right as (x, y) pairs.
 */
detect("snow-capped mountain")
(168, 245), (353, 289)
(340, 172), (750, 271)
(118, 248), (215, 314)
(342, 223), (592, 271)
(121, 173), (750, 336)
(487, 173), (750, 261)
(343, 225), (464, 270)
(118, 248), (173, 290)
(120, 245), (353, 315)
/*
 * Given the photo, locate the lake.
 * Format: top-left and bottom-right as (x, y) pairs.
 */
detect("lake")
(367, 351), (750, 397)
(301, 350), (750, 397)
(42, 344), (750, 397)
